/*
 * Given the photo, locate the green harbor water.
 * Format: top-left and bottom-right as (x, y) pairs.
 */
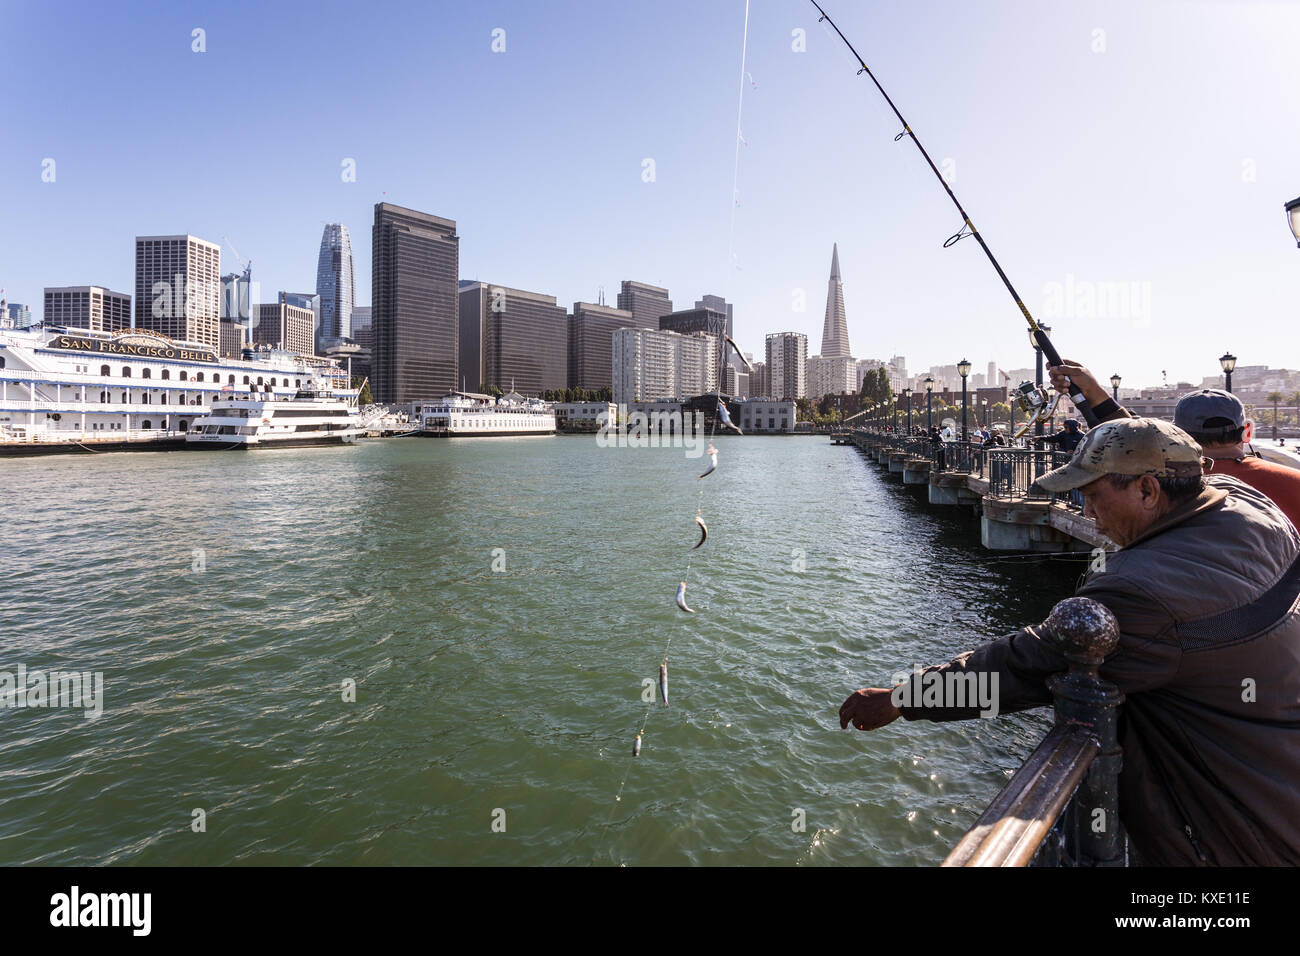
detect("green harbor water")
(1, 434), (1079, 865)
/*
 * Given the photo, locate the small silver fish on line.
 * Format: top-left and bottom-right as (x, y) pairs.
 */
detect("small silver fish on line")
(692, 513), (708, 551)
(633, 733), (642, 757)
(724, 335), (752, 371)
(717, 401), (742, 435)
(659, 662), (668, 706)
(699, 442), (718, 479)
(676, 581), (695, 614)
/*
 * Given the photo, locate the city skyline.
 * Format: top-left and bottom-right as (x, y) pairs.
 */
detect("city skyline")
(4, 1), (1300, 389)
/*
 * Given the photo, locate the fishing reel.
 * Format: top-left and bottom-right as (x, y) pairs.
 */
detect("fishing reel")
(1010, 381), (1061, 440)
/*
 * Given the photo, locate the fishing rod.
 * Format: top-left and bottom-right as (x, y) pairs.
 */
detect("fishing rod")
(808, 0), (1101, 434)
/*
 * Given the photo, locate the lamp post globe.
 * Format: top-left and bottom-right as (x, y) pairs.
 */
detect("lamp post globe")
(924, 376), (934, 431)
(957, 359), (971, 442)
(1286, 196), (1300, 248)
(903, 387), (913, 434)
(1220, 352), (1237, 393)
(1110, 373), (1121, 402)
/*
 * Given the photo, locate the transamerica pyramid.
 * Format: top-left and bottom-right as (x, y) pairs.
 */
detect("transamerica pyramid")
(820, 243), (851, 358)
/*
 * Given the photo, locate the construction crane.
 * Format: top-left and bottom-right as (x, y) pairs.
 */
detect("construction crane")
(222, 236), (252, 281)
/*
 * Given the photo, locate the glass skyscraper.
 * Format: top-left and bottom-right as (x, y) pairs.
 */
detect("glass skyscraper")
(315, 223), (354, 351)
(372, 203), (460, 403)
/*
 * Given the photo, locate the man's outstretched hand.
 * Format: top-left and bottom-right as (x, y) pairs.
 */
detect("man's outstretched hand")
(839, 688), (902, 731)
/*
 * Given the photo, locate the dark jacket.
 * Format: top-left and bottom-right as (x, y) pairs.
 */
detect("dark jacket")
(897, 475), (1300, 865)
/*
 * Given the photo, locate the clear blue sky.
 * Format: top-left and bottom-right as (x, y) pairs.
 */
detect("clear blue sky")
(3, 0), (1299, 388)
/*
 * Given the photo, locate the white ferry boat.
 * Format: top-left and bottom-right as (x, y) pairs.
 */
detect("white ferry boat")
(418, 391), (556, 437)
(186, 383), (360, 448)
(0, 324), (350, 455)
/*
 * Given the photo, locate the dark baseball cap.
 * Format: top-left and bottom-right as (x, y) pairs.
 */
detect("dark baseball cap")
(1175, 389), (1245, 434)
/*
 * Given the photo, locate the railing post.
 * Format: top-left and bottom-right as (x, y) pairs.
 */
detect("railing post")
(1041, 597), (1126, 866)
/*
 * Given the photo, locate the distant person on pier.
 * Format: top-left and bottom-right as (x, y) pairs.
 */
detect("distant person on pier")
(1033, 417), (1085, 454)
(929, 426), (946, 470)
(839, 415), (1300, 866)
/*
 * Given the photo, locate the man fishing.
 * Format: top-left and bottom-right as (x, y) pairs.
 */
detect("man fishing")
(838, 415), (1300, 866)
(1032, 417), (1084, 453)
(809, 0), (1300, 864)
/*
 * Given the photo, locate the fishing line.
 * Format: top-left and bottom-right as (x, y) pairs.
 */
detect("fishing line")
(807, 0), (1100, 429)
(726, 0), (751, 277)
(592, 1), (751, 866)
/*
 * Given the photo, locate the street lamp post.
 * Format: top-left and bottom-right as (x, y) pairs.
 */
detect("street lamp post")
(904, 387), (913, 434)
(1220, 352), (1237, 393)
(1110, 373), (1121, 402)
(957, 358), (971, 442)
(1287, 196), (1300, 247)
(924, 376), (934, 431)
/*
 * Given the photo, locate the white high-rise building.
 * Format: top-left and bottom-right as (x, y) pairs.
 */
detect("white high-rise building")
(887, 355), (908, 394)
(765, 331), (808, 401)
(809, 355), (857, 400)
(134, 234), (221, 351)
(612, 327), (718, 405)
(316, 223), (355, 350)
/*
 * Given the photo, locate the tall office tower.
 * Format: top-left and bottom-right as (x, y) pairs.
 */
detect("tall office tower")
(693, 295), (734, 337)
(220, 269), (253, 323)
(252, 297), (315, 357)
(134, 235), (221, 349)
(372, 203), (460, 403)
(3, 301), (32, 327)
(219, 320), (247, 359)
(43, 286), (131, 332)
(617, 280), (673, 328)
(459, 282), (568, 395)
(346, 306), (372, 385)
(987, 361), (997, 386)
(660, 305), (730, 342)
(820, 243), (851, 358)
(568, 301), (636, 391)
(766, 332), (808, 401)
(280, 291), (319, 342)
(749, 361), (767, 399)
(350, 306), (372, 351)
(316, 223), (355, 351)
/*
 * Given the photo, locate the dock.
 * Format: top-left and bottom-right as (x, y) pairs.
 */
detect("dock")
(834, 430), (1112, 553)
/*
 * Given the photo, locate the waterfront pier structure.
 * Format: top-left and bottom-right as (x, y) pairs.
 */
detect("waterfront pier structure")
(838, 430), (1112, 553)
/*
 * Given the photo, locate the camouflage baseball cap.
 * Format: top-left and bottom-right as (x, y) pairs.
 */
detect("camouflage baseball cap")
(1033, 418), (1205, 493)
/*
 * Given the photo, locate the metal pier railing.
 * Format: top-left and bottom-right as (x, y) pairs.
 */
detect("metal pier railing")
(944, 596), (1126, 867)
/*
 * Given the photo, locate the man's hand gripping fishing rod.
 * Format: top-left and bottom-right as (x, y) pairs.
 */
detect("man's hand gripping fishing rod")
(808, 0), (1100, 431)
